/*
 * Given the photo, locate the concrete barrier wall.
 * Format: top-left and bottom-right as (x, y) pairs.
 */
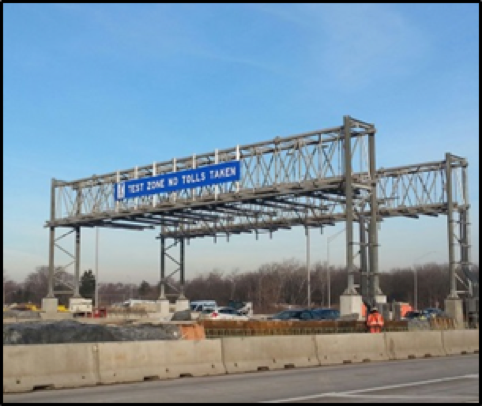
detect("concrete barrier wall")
(4, 330), (479, 393)
(385, 331), (445, 360)
(97, 341), (168, 384)
(442, 330), (479, 355)
(163, 339), (225, 378)
(3, 343), (98, 393)
(315, 333), (388, 365)
(97, 339), (225, 384)
(221, 336), (319, 373)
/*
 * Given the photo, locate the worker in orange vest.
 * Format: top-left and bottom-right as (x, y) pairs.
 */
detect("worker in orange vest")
(366, 307), (384, 333)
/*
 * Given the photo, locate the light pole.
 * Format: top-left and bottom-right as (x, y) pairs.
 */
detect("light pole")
(326, 227), (345, 308)
(306, 226), (311, 308)
(95, 227), (99, 308)
(128, 277), (134, 299)
(412, 251), (437, 310)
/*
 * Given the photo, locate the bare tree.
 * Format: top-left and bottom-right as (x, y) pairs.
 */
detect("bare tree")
(12, 259), (479, 311)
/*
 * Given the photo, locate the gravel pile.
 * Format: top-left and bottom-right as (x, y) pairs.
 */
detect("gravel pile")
(3, 310), (41, 320)
(3, 320), (181, 345)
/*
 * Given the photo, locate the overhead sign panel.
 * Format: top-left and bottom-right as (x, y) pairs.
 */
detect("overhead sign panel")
(114, 161), (241, 201)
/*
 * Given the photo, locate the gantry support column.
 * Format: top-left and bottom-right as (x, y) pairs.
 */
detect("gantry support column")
(340, 116), (362, 317)
(155, 233), (189, 314)
(42, 178), (59, 312)
(446, 153), (458, 299)
(444, 153), (463, 326)
(460, 210), (470, 289)
(359, 215), (369, 300)
(159, 233), (166, 300)
(343, 116), (356, 294)
(368, 126), (385, 307)
(156, 230), (170, 316)
(179, 238), (186, 299)
(460, 165), (479, 325)
(47, 226), (55, 298)
(48, 178), (56, 298)
(71, 183), (83, 301)
(175, 237), (189, 311)
(460, 162), (475, 296)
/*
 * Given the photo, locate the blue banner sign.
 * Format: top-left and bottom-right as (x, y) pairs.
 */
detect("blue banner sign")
(114, 161), (241, 201)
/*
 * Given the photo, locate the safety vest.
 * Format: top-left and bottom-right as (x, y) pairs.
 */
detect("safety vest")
(367, 312), (384, 327)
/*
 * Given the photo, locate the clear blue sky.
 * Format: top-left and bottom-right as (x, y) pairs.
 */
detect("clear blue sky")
(3, 3), (479, 284)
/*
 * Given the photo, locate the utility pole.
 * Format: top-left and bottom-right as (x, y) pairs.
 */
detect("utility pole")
(327, 228), (345, 308)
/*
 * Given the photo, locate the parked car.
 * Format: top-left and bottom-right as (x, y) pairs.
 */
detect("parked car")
(422, 308), (446, 319)
(228, 300), (253, 317)
(199, 306), (249, 321)
(268, 309), (320, 321)
(312, 308), (340, 320)
(190, 300), (218, 312)
(403, 310), (428, 320)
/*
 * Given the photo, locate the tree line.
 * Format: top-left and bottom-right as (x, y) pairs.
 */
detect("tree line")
(4, 261), (478, 312)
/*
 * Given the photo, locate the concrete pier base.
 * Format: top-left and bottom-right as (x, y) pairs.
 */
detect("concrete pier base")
(340, 294), (363, 320)
(444, 298), (464, 328)
(175, 298), (190, 312)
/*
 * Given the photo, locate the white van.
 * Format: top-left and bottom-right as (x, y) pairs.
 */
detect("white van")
(190, 300), (217, 312)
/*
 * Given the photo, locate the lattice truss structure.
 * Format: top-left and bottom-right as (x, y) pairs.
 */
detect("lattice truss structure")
(45, 116), (474, 300)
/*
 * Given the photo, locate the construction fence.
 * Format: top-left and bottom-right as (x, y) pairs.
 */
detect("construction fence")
(200, 318), (456, 338)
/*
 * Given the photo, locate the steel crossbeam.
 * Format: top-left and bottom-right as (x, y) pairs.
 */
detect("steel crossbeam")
(44, 157), (468, 244)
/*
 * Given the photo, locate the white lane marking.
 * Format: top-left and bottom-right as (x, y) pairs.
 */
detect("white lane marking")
(340, 373), (479, 395)
(261, 393), (335, 403)
(261, 374), (479, 403)
(331, 394), (478, 400)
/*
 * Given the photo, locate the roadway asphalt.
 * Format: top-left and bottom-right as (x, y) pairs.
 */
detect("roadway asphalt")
(3, 354), (479, 403)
